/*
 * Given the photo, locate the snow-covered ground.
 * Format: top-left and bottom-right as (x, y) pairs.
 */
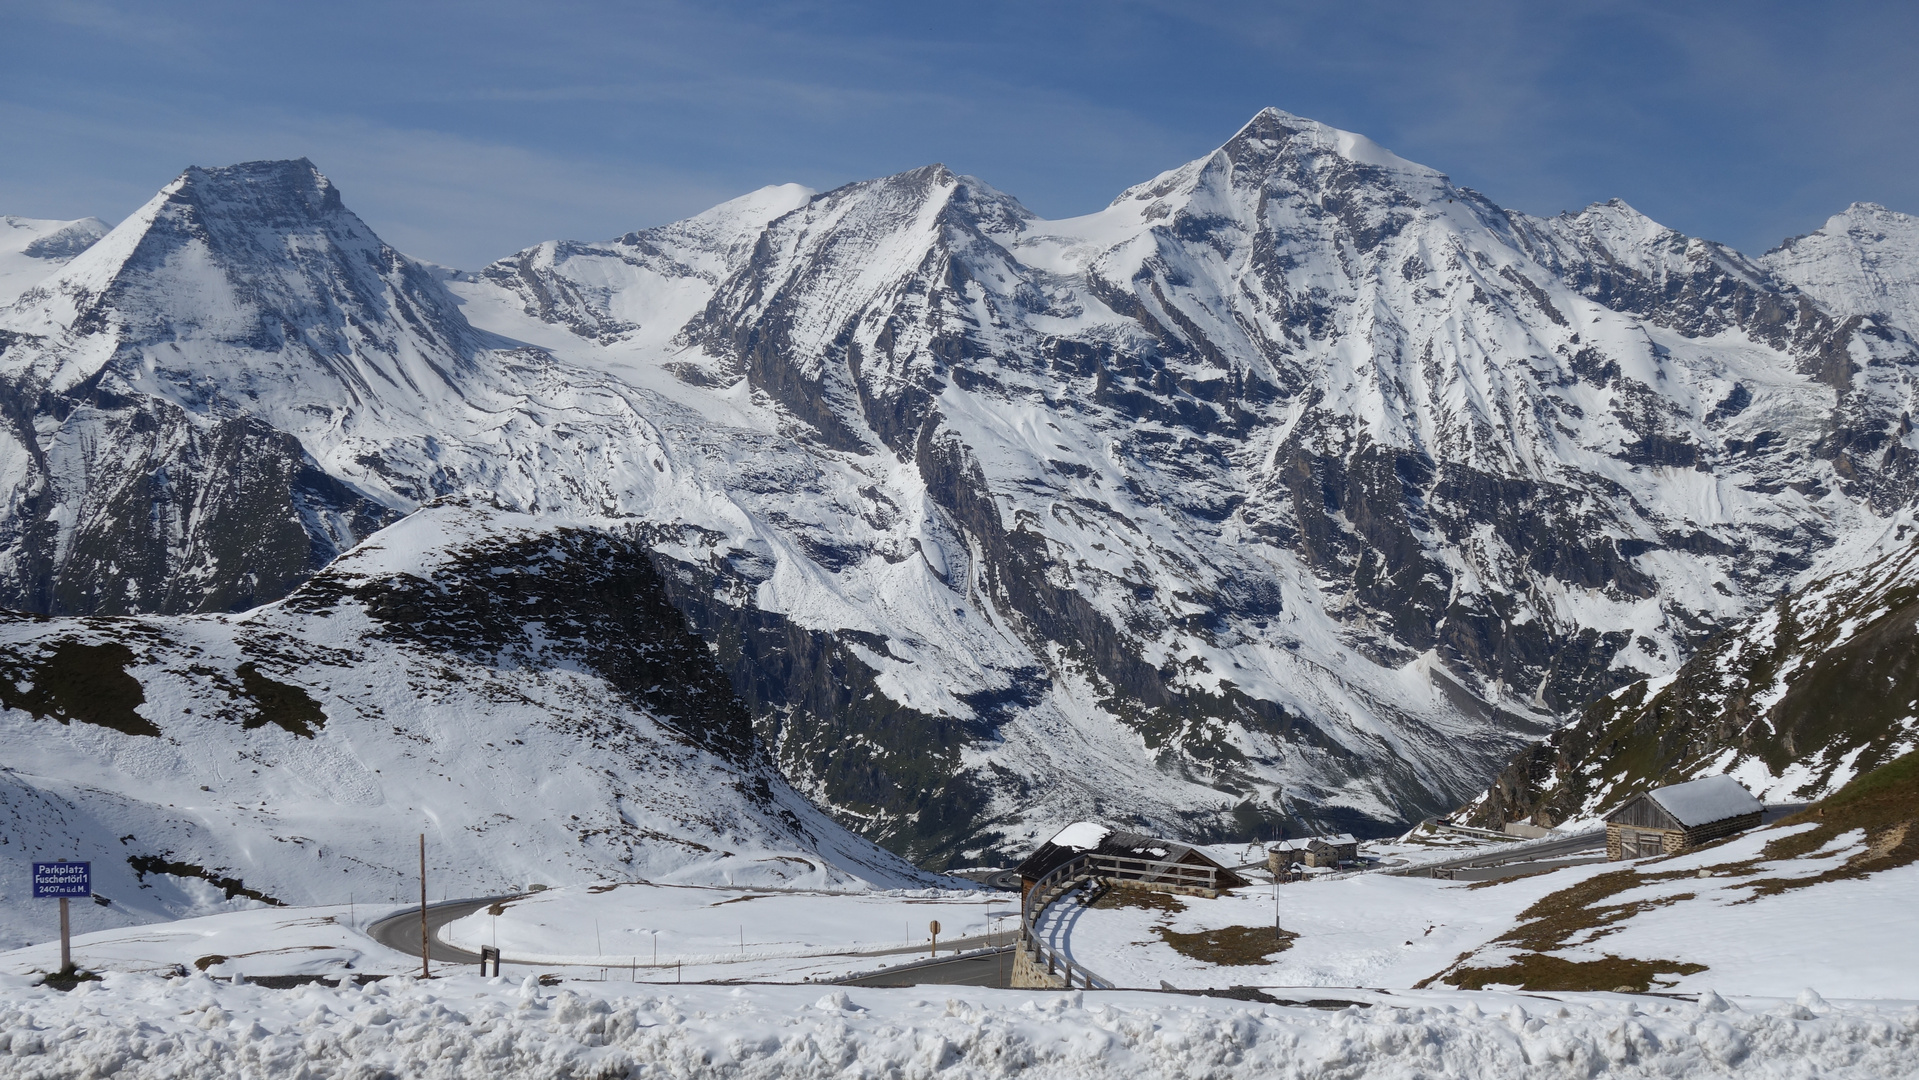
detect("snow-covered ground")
(0, 883), (1019, 986)
(1042, 822), (1919, 999)
(438, 882), (1017, 982)
(1043, 870), (1568, 991)
(0, 973), (1913, 1079)
(0, 905), (402, 983)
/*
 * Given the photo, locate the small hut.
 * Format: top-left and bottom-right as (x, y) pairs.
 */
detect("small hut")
(1605, 775), (1764, 860)
(1268, 834), (1359, 870)
(1017, 823), (1249, 898)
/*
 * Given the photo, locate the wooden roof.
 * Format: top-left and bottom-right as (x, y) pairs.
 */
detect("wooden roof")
(1017, 822), (1250, 887)
(1606, 775), (1763, 830)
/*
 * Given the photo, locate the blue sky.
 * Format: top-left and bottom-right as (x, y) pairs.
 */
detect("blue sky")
(2, 0), (1914, 268)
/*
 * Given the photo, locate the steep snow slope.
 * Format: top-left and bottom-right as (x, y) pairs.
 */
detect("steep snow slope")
(0, 500), (931, 951)
(1764, 203), (1919, 341)
(0, 216), (108, 306)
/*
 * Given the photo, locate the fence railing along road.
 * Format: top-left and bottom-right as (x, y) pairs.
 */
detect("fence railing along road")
(1019, 853), (1226, 989)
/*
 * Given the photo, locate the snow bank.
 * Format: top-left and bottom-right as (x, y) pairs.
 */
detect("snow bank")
(0, 975), (1913, 1079)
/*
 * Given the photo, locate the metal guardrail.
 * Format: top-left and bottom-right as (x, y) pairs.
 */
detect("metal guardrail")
(1019, 853), (1224, 989)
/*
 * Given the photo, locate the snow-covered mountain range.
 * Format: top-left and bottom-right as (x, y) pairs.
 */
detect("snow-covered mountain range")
(2, 110), (1917, 899)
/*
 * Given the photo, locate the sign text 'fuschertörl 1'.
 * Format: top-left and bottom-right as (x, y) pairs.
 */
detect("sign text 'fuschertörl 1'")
(32, 862), (90, 898)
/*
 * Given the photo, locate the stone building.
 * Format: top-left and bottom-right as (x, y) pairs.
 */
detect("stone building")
(1268, 833), (1359, 870)
(1605, 775), (1764, 859)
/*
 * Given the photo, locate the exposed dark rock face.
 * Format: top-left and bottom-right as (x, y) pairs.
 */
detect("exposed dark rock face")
(0, 385), (396, 616)
(650, 551), (998, 865)
(0, 638), (155, 737)
(313, 523), (761, 767)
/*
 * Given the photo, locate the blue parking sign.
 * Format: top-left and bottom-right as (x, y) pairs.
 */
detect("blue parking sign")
(33, 862), (90, 898)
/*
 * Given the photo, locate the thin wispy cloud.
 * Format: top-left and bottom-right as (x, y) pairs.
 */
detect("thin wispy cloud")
(1, 0), (1912, 265)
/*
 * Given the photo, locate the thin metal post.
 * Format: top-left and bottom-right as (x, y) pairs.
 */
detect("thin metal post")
(418, 834), (429, 979)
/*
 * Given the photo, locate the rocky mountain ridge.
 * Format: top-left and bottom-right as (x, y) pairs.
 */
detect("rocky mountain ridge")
(0, 500), (929, 949)
(2, 110), (1917, 870)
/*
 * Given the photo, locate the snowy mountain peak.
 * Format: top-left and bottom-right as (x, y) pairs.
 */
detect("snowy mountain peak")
(3, 108), (1918, 877)
(1762, 201), (1919, 338)
(171, 157), (344, 226)
(1, 156), (484, 406)
(0, 215), (109, 305)
(1224, 106), (1442, 178)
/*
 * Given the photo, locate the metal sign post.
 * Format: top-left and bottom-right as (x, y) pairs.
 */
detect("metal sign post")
(418, 835), (429, 979)
(33, 861), (91, 975)
(929, 919), (941, 958)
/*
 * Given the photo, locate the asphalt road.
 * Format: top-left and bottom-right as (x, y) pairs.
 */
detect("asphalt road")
(366, 897), (507, 967)
(368, 897), (1017, 975)
(1386, 829), (1607, 878)
(837, 948), (1014, 988)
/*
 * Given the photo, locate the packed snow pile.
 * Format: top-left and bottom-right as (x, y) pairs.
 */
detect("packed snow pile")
(0, 975), (1914, 1079)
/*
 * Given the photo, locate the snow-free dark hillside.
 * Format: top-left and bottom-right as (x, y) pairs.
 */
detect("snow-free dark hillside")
(459, 107), (1919, 862)
(0, 500), (933, 950)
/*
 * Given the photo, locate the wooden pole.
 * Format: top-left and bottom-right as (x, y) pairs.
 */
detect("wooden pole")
(418, 834), (429, 979)
(58, 897), (71, 976)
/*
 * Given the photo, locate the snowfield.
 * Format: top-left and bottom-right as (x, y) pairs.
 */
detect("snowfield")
(0, 975), (1914, 1079)
(438, 883), (1016, 983)
(1048, 821), (1919, 1000)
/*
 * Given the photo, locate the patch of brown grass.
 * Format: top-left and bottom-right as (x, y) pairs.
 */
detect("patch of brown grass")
(1155, 924), (1297, 965)
(1425, 869), (1706, 989)
(1089, 886), (1186, 913)
(1742, 750), (1919, 897)
(1445, 953), (1706, 993)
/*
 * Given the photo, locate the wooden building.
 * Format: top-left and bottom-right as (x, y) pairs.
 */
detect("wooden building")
(1605, 775), (1764, 859)
(1017, 822), (1249, 898)
(1267, 833), (1359, 870)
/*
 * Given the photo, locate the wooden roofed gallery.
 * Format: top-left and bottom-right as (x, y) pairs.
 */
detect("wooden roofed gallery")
(1605, 775), (1764, 859)
(1016, 822), (1250, 899)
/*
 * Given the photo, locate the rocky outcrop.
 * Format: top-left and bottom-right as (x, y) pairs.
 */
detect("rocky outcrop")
(1466, 520), (1919, 827)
